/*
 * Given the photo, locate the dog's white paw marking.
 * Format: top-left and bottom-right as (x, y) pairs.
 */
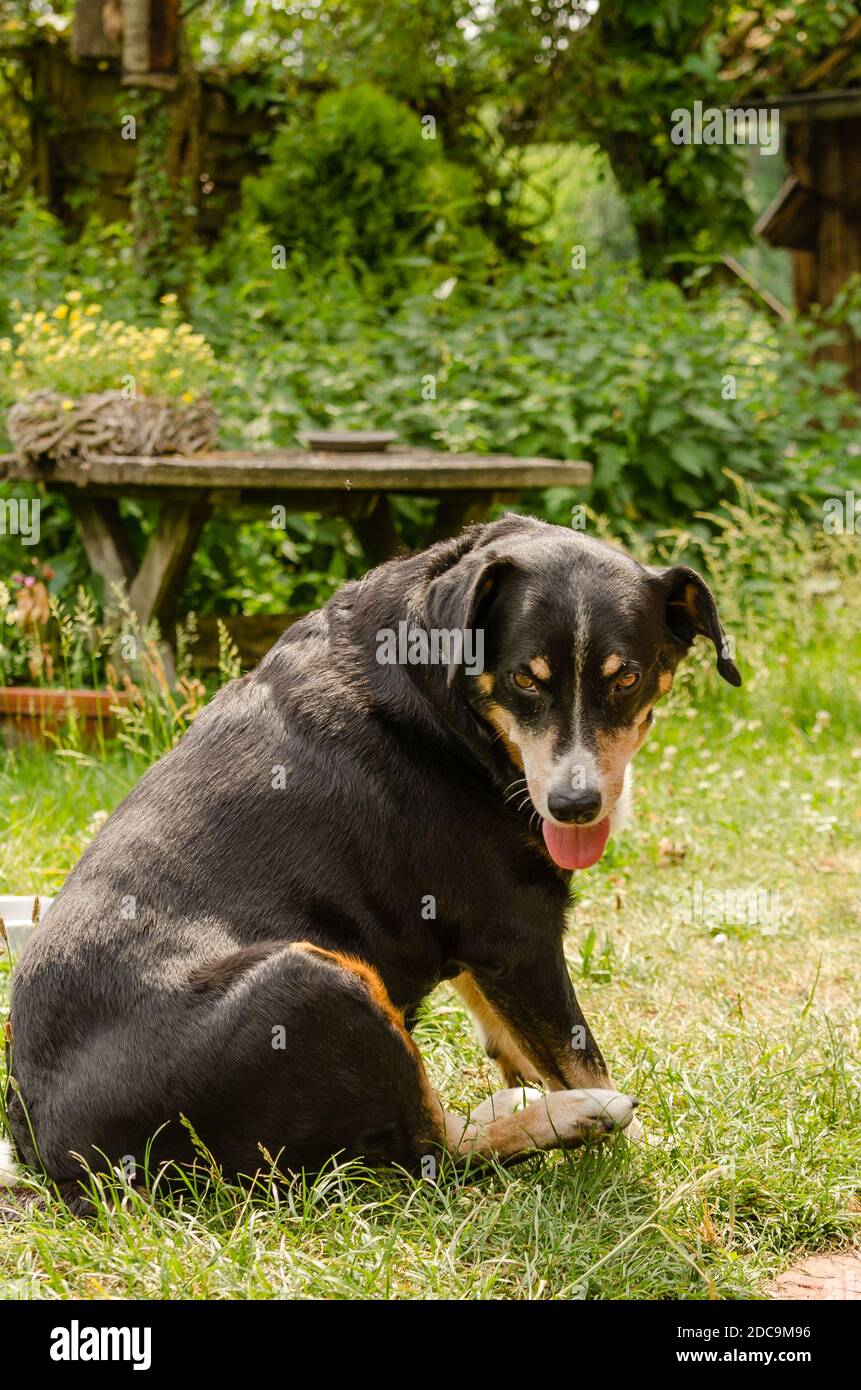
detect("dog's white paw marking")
(0, 1139), (19, 1186)
(470, 1086), (544, 1126)
(570, 1088), (638, 1130)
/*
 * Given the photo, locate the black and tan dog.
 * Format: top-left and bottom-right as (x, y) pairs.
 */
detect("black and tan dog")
(3, 515), (740, 1188)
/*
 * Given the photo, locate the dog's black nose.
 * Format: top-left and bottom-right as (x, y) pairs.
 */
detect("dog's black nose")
(546, 788), (603, 825)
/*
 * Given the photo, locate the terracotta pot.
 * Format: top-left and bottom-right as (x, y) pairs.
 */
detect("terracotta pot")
(0, 686), (128, 743)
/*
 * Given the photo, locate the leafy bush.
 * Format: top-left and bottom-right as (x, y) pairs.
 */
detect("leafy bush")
(3, 197), (861, 623)
(241, 83), (496, 290)
(198, 257), (861, 525)
(0, 197), (149, 343)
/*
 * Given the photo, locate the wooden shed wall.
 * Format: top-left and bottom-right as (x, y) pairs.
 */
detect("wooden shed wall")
(787, 116), (861, 392)
(27, 38), (272, 237)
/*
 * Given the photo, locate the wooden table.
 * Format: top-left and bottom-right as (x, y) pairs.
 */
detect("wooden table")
(3, 446), (592, 670)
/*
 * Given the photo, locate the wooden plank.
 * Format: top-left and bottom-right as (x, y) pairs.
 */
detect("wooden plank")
(27, 449), (593, 492)
(772, 89), (861, 123)
(721, 254), (793, 321)
(351, 497), (404, 567)
(753, 176), (819, 252)
(149, 0), (179, 72)
(28, 480), (385, 518)
(73, 0), (122, 57)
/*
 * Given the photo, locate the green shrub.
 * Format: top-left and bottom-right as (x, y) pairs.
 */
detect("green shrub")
(241, 83), (495, 289)
(4, 197), (861, 620)
(198, 257), (861, 526)
(0, 196), (148, 346)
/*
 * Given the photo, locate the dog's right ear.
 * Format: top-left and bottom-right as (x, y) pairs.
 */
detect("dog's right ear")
(423, 548), (514, 686)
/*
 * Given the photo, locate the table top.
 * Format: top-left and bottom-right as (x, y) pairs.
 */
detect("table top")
(2, 446), (592, 492)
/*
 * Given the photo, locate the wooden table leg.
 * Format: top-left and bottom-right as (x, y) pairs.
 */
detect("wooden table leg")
(126, 499), (210, 682)
(68, 497), (136, 606)
(129, 499), (210, 633)
(431, 490), (520, 543)
(351, 495), (405, 567)
(69, 493), (209, 686)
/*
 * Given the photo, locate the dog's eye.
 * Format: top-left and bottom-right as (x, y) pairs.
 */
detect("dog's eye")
(615, 671), (640, 691)
(512, 671), (537, 692)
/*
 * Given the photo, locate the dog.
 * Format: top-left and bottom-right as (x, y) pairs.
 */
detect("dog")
(3, 514), (741, 1189)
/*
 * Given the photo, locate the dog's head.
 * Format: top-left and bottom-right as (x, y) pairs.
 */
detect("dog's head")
(423, 516), (741, 870)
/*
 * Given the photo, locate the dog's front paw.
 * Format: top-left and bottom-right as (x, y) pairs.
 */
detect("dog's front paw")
(566, 1088), (639, 1135)
(524, 1088), (639, 1150)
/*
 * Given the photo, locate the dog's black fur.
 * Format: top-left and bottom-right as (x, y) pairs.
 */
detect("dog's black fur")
(7, 514), (740, 1183)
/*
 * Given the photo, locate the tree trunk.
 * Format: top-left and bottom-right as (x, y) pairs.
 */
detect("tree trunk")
(127, 4), (200, 304)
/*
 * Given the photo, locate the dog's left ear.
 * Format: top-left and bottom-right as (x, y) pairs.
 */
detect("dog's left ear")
(423, 549), (514, 687)
(653, 565), (742, 687)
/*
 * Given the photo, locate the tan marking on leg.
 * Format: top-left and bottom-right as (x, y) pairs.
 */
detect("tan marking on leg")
(453, 973), (543, 1086)
(529, 656), (551, 682)
(453, 973), (609, 1091)
(601, 652), (624, 677)
(291, 942), (412, 1049)
(475, 672), (495, 697)
(291, 943), (447, 1162)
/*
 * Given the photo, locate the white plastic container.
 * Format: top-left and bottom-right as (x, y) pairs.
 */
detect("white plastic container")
(0, 895), (54, 958)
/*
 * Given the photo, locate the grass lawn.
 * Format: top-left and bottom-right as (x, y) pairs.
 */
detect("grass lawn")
(1, 519), (859, 1300)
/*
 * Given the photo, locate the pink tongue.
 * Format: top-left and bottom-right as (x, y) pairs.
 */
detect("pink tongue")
(542, 816), (610, 870)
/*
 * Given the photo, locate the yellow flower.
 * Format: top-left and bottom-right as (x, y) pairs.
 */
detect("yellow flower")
(159, 293), (178, 306)
(86, 304), (102, 316)
(168, 367), (182, 379)
(53, 304), (69, 320)
(33, 311), (46, 325)
(0, 339), (11, 352)
(69, 309), (81, 326)
(61, 399), (75, 411)
(65, 290), (82, 303)
(13, 321), (25, 334)
(181, 391), (195, 403)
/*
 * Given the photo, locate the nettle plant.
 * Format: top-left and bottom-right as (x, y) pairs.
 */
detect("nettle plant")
(1, 293), (216, 402)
